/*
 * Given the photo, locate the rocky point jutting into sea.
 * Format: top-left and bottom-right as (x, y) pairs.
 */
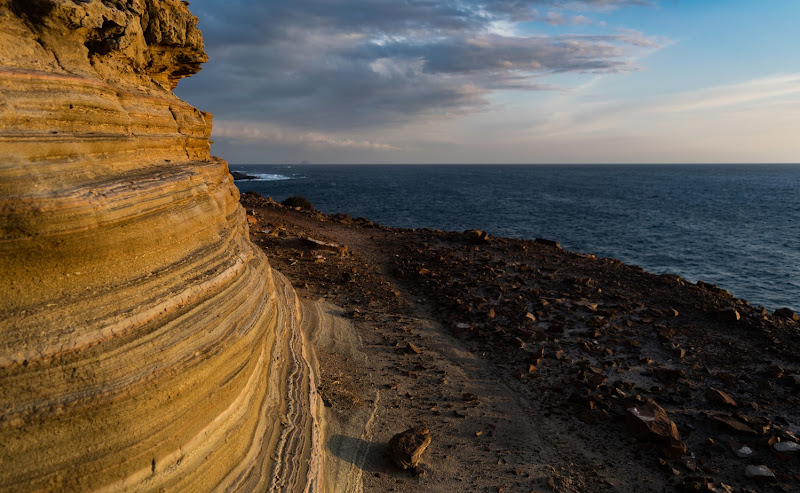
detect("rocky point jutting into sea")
(0, 1), (324, 490)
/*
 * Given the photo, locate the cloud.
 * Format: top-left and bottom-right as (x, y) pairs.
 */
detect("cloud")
(555, 0), (653, 11)
(213, 121), (402, 150)
(651, 74), (800, 113)
(176, 0), (658, 152)
(529, 9), (600, 26)
(571, 15), (595, 25)
(505, 72), (800, 164)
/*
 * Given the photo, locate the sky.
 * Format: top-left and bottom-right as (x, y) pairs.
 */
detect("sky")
(175, 0), (800, 164)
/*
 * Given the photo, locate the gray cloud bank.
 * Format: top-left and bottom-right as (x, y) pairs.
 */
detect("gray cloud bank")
(176, 0), (656, 153)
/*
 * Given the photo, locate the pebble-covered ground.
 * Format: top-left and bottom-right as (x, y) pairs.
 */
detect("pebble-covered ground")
(242, 191), (800, 493)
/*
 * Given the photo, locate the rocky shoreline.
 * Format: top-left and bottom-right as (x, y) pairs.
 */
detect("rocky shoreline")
(231, 171), (259, 180)
(242, 191), (800, 493)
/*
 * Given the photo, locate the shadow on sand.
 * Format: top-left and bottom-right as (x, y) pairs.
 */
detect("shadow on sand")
(327, 434), (410, 479)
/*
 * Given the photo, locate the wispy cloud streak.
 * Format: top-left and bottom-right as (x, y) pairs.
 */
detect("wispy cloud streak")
(213, 121), (402, 150)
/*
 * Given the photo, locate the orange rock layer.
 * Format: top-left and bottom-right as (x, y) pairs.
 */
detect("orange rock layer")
(0, 1), (321, 491)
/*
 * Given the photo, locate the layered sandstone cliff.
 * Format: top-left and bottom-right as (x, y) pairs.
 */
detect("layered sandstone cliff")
(0, 1), (321, 490)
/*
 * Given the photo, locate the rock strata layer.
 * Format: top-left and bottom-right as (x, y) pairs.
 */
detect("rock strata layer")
(0, 1), (321, 491)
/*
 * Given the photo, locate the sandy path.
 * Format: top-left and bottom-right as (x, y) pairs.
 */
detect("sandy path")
(254, 209), (656, 492)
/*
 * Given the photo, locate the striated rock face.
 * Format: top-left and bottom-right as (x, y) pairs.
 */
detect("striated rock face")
(0, 1), (321, 491)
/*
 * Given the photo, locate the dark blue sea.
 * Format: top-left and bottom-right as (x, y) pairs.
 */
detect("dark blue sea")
(232, 164), (799, 313)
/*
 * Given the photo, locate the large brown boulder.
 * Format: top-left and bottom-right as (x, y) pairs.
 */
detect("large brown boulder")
(626, 399), (687, 458)
(388, 426), (432, 469)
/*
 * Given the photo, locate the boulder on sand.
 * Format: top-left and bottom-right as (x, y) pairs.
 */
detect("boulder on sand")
(388, 426), (432, 469)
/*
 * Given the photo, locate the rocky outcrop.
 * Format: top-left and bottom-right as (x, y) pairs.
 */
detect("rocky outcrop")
(0, 1), (321, 491)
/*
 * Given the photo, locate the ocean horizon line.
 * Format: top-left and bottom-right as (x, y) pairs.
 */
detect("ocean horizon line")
(231, 162), (800, 167)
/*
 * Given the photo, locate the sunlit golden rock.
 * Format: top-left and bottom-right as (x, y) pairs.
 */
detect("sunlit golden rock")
(0, 1), (321, 490)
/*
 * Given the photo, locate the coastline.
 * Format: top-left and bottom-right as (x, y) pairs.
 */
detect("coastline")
(11, 1), (797, 490)
(232, 163), (800, 315)
(242, 191), (800, 492)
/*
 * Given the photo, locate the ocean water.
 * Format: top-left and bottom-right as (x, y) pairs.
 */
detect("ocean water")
(232, 164), (800, 313)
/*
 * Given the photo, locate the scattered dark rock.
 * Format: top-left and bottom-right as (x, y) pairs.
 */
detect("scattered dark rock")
(766, 365), (785, 378)
(654, 368), (687, 384)
(333, 212), (353, 224)
(281, 196), (314, 211)
(535, 238), (561, 249)
(705, 388), (737, 407)
(388, 426), (432, 469)
(404, 343), (421, 355)
(463, 229), (489, 243)
(679, 476), (714, 492)
(709, 415), (757, 436)
(774, 307), (798, 321)
(658, 327), (676, 342)
(737, 414), (771, 435)
(773, 441), (800, 453)
(713, 308), (740, 323)
(744, 464), (776, 482)
(587, 373), (607, 390)
(729, 439), (754, 458)
(297, 237), (348, 255)
(230, 170), (258, 180)
(697, 281), (731, 297)
(625, 399), (686, 458)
